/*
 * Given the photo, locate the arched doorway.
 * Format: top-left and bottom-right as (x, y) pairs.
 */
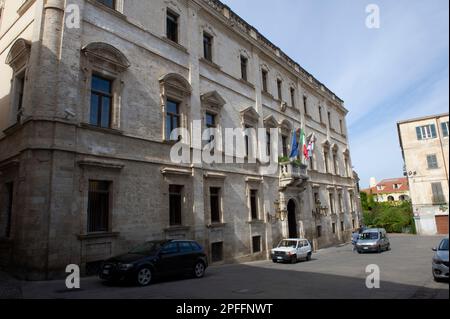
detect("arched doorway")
(287, 199), (298, 238)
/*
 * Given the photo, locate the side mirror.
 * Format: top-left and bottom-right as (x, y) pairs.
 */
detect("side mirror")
(432, 247), (437, 252)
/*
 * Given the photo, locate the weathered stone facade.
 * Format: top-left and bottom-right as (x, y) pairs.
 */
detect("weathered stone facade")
(0, 0), (360, 280)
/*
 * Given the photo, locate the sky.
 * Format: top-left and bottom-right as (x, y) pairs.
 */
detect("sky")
(220, 0), (449, 188)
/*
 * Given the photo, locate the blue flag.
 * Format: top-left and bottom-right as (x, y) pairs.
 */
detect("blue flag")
(289, 129), (299, 159)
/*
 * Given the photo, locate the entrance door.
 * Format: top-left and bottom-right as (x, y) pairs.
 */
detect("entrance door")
(288, 200), (298, 238)
(436, 215), (449, 235)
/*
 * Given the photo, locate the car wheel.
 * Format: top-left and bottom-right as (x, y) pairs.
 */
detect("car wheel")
(377, 246), (382, 253)
(386, 244), (391, 251)
(357, 250), (362, 254)
(193, 261), (206, 278)
(136, 267), (153, 286)
(272, 259), (277, 263)
(291, 255), (297, 264)
(306, 252), (312, 261)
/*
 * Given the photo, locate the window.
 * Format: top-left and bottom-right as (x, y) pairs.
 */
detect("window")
(240, 56), (248, 81)
(205, 112), (216, 143)
(442, 121), (449, 138)
(277, 79), (283, 101)
(352, 219), (355, 229)
(314, 192), (320, 206)
(244, 125), (252, 158)
(309, 156), (314, 170)
(328, 111), (332, 128)
(87, 181), (110, 233)
(416, 124), (437, 140)
(179, 242), (193, 253)
(303, 96), (308, 115)
(431, 183), (445, 204)
(340, 221), (344, 232)
(162, 242), (179, 254)
(329, 193), (335, 214)
(317, 225), (322, 237)
(266, 131), (271, 156)
(261, 69), (268, 93)
(166, 9), (179, 43)
(1, 183), (13, 238)
(290, 87), (296, 107)
(349, 193), (355, 212)
(324, 150), (329, 173)
(90, 75), (112, 128)
(340, 119), (344, 134)
(333, 152), (339, 175)
(250, 189), (258, 220)
(96, 0), (115, 9)
(319, 106), (323, 123)
(211, 242), (223, 262)
(203, 33), (213, 62)
(169, 185), (183, 226)
(166, 100), (181, 141)
(14, 71), (26, 122)
(282, 135), (289, 158)
(252, 236), (261, 253)
(344, 158), (349, 177)
(332, 223), (336, 234)
(427, 154), (439, 169)
(210, 187), (221, 224)
(338, 193), (343, 213)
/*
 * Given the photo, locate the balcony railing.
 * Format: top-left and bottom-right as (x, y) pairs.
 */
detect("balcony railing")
(279, 161), (308, 188)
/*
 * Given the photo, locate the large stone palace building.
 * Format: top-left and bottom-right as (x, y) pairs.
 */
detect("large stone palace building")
(0, 0), (360, 279)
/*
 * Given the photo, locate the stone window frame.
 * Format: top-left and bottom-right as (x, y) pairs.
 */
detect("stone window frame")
(280, 119), (292, 158)
(260, 64), (270, 94)
(5, 38), (31, 126)
(343, 148), (351, 177)
(263, 115), (279, 158)
(92, 0), (124, 12)
(331, 143), (339, 176)
(201, 90), (225, 148)
(81, 42), (130, 131)
(77, 160), (124, 236)
(160, 73), (192, 143)
(162, 2), (183, 46)
(240, 107), (260, 160)
(322, 140), (331, 174)
(238, 49), (251, 83)
(204, 174), (226, 226)
(246, 179), (263, 222)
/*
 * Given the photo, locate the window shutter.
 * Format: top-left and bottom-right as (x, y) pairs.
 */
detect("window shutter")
(430, 124), (437, 138)
(416, 127), (422, 140)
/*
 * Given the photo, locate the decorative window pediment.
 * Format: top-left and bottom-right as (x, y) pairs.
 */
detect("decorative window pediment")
(343, 148), (350, 157)
(332, 143), (339, 152)
(201, 91), (226, 110)
(279, 119), (292, 135)
(160, 73), (192, 100)
(82, 42), (130, 74)
(322, 139), (331, 148)
(6, 38), (31, 72)
(240, 107), (259, 126)
(263, 115), (278, 129)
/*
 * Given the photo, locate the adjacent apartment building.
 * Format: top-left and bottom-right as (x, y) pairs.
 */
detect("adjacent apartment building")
(362, 177), (410, 204)
(398, 113), (449, 235)
(0, 0), (360, 280)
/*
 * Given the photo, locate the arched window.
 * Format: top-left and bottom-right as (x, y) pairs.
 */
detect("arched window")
(387, 196), (395, 202)
(6, 38), (31, 125)
(81, 42), (130, 130)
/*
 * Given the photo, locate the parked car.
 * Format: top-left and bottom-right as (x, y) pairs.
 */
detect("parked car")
(432, 238), (449, 281)
(99, 240), (208, 286)
(271, 238), (312, 263)
(356, 228), (390, 253)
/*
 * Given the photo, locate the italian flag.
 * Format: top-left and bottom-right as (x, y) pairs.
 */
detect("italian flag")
(300, 129), (308, 161)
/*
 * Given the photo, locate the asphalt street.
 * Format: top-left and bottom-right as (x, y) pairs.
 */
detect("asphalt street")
(2, 234), (449, 299)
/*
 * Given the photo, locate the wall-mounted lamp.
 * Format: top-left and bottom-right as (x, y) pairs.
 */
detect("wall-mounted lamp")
(268, 199), (287, 223)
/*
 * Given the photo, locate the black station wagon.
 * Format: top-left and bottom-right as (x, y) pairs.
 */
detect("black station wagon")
(99, 240), (208, 286)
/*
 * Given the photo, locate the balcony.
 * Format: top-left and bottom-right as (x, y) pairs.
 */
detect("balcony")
(279, 161), (308, 188)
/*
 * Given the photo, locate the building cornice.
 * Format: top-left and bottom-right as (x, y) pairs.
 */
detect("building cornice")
(196, 0), (347, 112)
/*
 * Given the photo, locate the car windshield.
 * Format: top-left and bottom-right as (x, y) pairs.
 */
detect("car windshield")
(439, 239), (449, 251)
(278, 240), (297, 248)
(129, 241), (164, 255)
(360, 232), (379, 240)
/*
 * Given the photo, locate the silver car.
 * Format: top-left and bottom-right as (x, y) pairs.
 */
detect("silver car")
(356, 228), (390, 254)
(432, 238), (449, 281)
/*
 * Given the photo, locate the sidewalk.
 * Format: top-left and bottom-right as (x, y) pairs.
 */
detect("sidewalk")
(0, 271), (22, 299)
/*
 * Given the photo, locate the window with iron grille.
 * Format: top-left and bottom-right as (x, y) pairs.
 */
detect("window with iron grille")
(87, 181), (110, 233)
(211, 242), (223, 263)
(90, 75), (112, 128)
(169, 185), (183, 226)
(166, 9), (179, 43)
(427, 154), (439, 169)
(252, 236), (261, 253)
(210, 187), (221, 223)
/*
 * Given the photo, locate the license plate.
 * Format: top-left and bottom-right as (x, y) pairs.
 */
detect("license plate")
(277, 257), (283, 260)
(103, 269), (110, 275)
(364, 247), (369, 250)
